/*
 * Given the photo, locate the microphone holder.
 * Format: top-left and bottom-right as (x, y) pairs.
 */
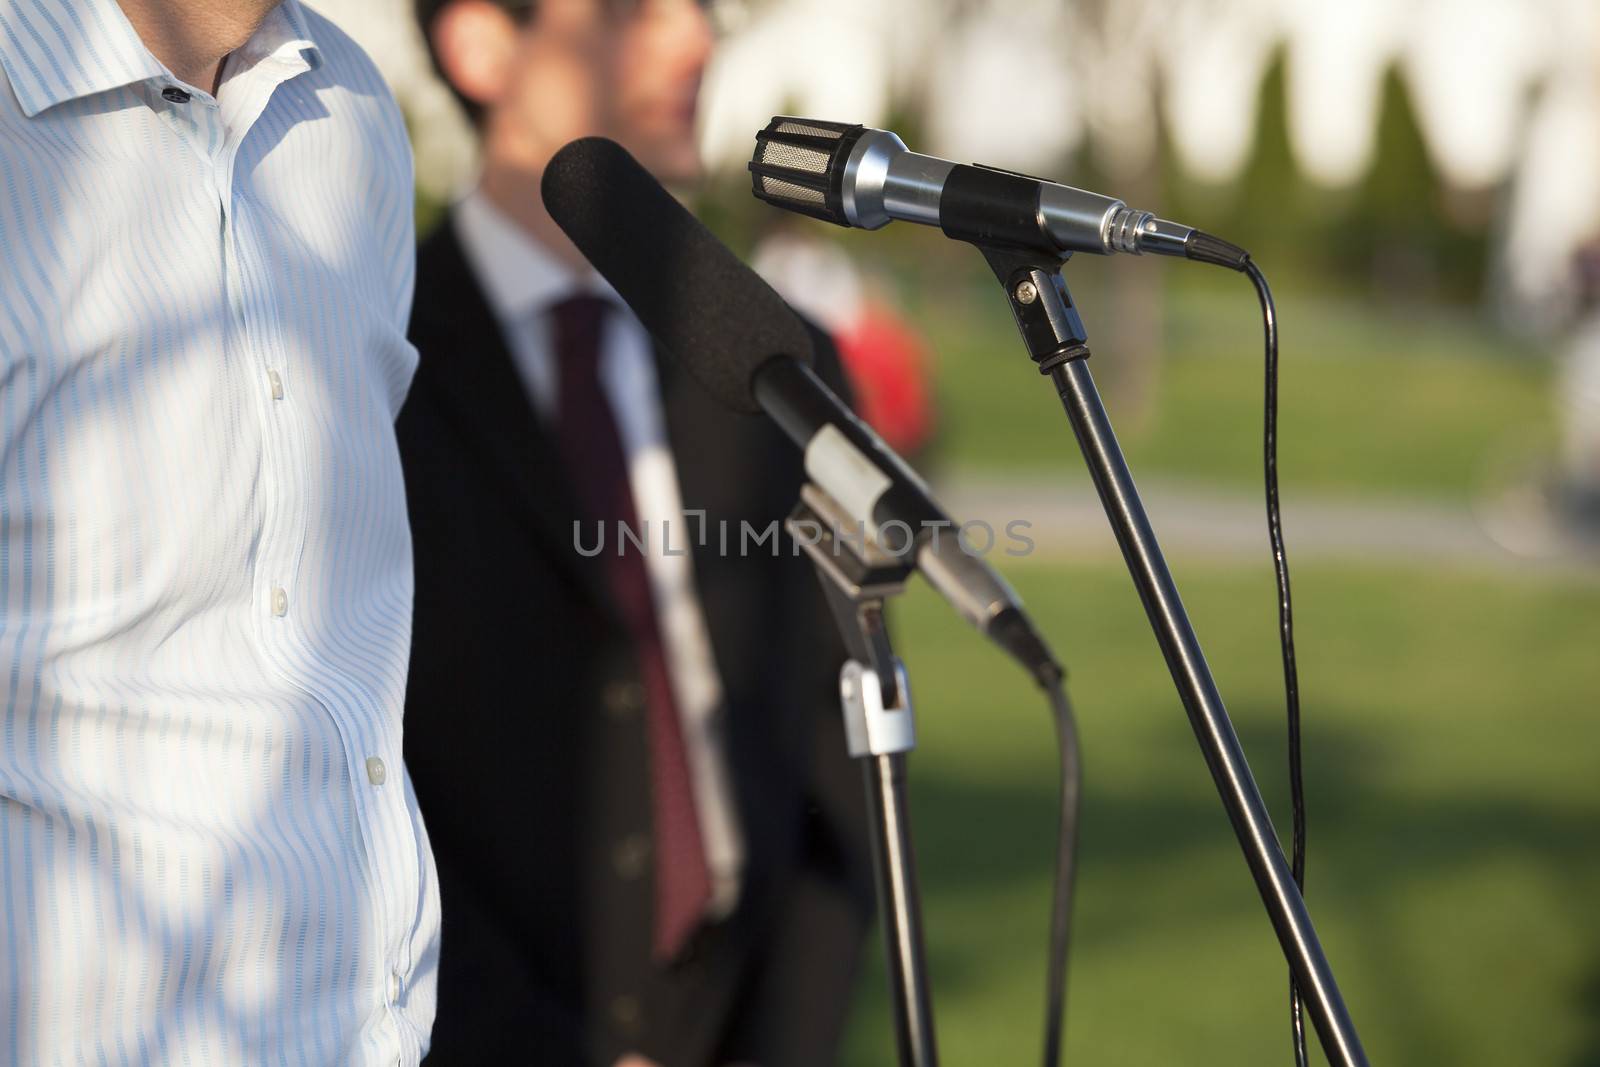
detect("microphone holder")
(976, 246), (1370, 1066)
(787, 484), (939, 1067)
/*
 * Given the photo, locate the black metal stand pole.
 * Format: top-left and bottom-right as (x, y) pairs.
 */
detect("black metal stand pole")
(788, 486), (939, 1067)
(864, 749), (937, 1067)
(983, 250), (1369, 1067)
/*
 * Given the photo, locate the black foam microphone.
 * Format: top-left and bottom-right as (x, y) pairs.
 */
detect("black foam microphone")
(542, 136), (1059, 685)
(748, 117), (1250, 270)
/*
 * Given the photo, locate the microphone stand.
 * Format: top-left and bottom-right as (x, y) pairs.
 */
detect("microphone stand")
(976, 247), (1370, 1067)
(787, 484), (938, 1067)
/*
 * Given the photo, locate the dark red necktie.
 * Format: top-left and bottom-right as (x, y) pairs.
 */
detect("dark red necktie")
(549, 293), (712, 962)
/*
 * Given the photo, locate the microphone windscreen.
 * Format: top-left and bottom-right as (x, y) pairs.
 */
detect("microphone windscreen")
(542, 136), (815, 414)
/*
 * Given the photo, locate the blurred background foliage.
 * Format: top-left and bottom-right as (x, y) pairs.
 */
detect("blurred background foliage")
(698, 50), (1496, 304)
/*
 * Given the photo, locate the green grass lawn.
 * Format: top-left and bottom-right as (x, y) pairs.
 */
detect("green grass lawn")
(839, 557), (1600, 1065)
(893, 263), (1556, 503)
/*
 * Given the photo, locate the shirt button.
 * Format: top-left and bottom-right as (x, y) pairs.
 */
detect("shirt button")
(366, 756), (387, 786)
(267, 369), (284, 400)
(270, 586), (288, 616)
(161, 86), (190, 104)
(611, 834), (650, 881)
(609, 994), (641, 1033)
(603, 680), (645, 719)
(387, 970), (402, 1003)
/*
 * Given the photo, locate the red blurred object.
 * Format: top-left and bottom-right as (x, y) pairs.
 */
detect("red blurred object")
(832, 299), (937, 456)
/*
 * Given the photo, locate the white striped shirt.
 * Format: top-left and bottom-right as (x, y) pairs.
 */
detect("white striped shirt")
(0, 1), (438, 1064)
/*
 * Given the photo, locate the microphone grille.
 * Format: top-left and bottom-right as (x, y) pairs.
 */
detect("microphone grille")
(749, 116), (864, 227)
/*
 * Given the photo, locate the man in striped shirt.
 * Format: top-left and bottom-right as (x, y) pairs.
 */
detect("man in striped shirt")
(0, 1), (439, 1063)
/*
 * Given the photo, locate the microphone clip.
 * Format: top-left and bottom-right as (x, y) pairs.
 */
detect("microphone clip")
(787, 482), (912, 709)
(978, 246), (1092, 375)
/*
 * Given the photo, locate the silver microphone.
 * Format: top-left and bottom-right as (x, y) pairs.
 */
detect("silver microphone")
(749, 116), (1246, 269)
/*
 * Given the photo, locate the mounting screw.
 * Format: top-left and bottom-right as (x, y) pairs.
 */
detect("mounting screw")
(1014, 280), (1039, 305)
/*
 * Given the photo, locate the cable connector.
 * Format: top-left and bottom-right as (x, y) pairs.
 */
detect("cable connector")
(1186, 230), (1252, 271)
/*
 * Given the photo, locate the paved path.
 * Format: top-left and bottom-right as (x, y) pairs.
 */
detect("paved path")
(935, 472), (1600, 580)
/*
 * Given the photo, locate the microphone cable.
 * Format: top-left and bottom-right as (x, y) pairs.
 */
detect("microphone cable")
(1039, 664), (1081, 1067)
(1243, 257), (1309, 1067)
(1173, 238), (1309, 1065)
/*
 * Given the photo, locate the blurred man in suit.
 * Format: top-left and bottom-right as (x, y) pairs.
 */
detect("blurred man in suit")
(399, 1), (873, 1063)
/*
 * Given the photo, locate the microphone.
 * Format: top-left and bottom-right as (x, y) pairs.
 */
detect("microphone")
(541, 136), (1060, 685)
(748, 117), (1250, 270)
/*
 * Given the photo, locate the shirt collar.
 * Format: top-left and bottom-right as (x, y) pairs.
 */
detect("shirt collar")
(453, 183), (621, 326)
(227, 0), (322, 83)
(0, 0), (321, 118)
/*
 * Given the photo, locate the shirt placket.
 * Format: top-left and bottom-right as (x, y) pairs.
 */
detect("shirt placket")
(148, 86), (304, 643)
(155, 60), (416, 1058)
(229, 61), (420, 1057)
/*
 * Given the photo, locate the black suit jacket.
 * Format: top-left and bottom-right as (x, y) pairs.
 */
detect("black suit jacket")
(400, 218), (873, 1066)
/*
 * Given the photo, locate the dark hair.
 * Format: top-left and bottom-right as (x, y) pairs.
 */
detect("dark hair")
(414, 0), (537, 127)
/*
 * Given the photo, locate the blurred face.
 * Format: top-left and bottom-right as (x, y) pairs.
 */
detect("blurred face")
(606, 0), (713, 180)
(434, 0), (715, 185)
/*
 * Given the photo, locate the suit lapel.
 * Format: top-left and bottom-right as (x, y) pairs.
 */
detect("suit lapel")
(410, 219), (617, 613)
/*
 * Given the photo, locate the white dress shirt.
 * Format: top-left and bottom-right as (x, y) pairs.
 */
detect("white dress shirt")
(0, 1), (438, 1063)
(454, 188), (746, 915)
